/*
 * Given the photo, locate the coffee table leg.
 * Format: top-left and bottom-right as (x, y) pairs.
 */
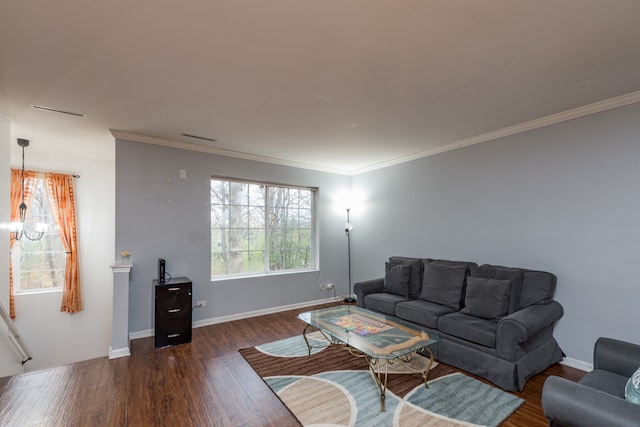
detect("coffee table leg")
(301, 325), (334, 357)
(368, 358), (388, 412)
(422, 346), (435, 388)
(301, 324), (312, 357)
(396, 346), (436, 389)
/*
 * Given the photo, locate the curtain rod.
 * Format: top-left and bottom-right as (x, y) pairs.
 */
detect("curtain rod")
(11, 168), (81, 178)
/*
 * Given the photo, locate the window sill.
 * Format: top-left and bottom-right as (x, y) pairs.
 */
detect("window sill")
(211, 269), (320, 282)
(15, 288), (63, 296)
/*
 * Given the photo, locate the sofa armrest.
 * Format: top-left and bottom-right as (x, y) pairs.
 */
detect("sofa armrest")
(542, 376), (640, 427)
(594, 337), (640, 377)
(353, 278), (384, 308)
(496, 301), (563, 359)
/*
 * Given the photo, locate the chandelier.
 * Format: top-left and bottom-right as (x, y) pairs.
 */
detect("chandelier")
(10, 139), (48, 241)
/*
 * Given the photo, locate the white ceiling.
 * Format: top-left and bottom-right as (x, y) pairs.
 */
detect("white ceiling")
(2, 1), (640, 174)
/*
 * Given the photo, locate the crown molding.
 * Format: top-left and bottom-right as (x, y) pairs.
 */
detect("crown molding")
(112, 90), (640, 177)
(109, 130), (352, 175)
(351, 89), (640, 175)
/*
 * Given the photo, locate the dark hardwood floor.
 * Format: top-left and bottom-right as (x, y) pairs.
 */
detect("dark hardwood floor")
(0, 302), (585, 426)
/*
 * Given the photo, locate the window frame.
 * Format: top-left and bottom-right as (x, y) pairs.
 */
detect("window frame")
(210, 176), (318, 280)
(11, 175), (66, 293)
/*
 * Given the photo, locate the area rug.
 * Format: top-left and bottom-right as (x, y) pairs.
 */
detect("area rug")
(240, 334), (524, 427)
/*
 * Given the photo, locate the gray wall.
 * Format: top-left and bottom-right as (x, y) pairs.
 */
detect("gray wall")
(115, 140), (350, 334)
(351, 102), (640, 363)
(116, 101), (640, 364)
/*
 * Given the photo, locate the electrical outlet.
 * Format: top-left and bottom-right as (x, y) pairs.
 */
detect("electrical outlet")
(320, 283), (335, 290)
(326, 283), (334, 290)
(196, 300), (206, 307)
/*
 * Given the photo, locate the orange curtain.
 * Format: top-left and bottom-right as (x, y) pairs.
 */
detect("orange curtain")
(45, 173), (82, 314)
(9, 169), (38, 319)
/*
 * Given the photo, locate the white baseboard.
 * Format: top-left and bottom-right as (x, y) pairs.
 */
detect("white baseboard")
(108, 346), (131, 359)
(560, 357), (592, 372)
(191, 297), (335, 328)
(129, 328), (153, 340)
(129, 297), (337, 341)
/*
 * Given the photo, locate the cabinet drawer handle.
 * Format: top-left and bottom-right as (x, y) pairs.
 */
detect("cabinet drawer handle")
(168, 333), (181, 338)
(168, 287), (180, 291)
(168, 309), (181, 313)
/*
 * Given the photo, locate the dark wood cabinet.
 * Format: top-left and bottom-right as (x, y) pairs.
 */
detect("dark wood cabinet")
(154, 277), (192, 348)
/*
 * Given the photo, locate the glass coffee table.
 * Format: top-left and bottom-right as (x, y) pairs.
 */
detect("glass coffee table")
(298, 305), (439, 412)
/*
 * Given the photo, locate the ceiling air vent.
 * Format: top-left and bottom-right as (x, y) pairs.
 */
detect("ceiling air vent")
(30, 104), (87, 118)
(181, 133), (217, 143)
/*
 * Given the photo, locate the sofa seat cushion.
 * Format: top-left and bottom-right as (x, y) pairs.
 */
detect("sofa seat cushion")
(438, 311), (498, 348)
(395, 299), (458, 329)
(364, 293), (409, 316)
(579, 369), (629, 399)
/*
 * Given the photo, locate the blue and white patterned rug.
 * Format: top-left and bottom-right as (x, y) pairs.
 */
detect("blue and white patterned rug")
(241, 334), (524, 427)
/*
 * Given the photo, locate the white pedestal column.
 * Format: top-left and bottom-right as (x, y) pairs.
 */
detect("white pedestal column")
(109, 263), (132, 359)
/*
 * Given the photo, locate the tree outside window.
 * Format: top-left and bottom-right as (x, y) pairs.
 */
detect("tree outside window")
(211, 178), (316, 278)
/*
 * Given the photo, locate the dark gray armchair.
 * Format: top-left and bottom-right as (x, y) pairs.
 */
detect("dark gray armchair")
(541, 337), (640, 427)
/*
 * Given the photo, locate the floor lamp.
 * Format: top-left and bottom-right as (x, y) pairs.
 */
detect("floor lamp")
(344, 208), (356, 303)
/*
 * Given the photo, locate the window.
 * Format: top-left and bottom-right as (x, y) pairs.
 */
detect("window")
(12, 177), (66, 291)
(211, 178), (316, 278)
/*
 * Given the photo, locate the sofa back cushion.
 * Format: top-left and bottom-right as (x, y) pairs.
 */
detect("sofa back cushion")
(519, 270), (557, 308)
(388, 256), (424, 299)
(419, 261), (468, 310)
(383, 262), (412, 297)
(460, 277), (512, 320)
(470, 264), (524, 314)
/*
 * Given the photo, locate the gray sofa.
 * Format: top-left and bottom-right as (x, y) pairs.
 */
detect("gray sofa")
(542, 337), (640, 427)
(354, 256), (564, 391)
